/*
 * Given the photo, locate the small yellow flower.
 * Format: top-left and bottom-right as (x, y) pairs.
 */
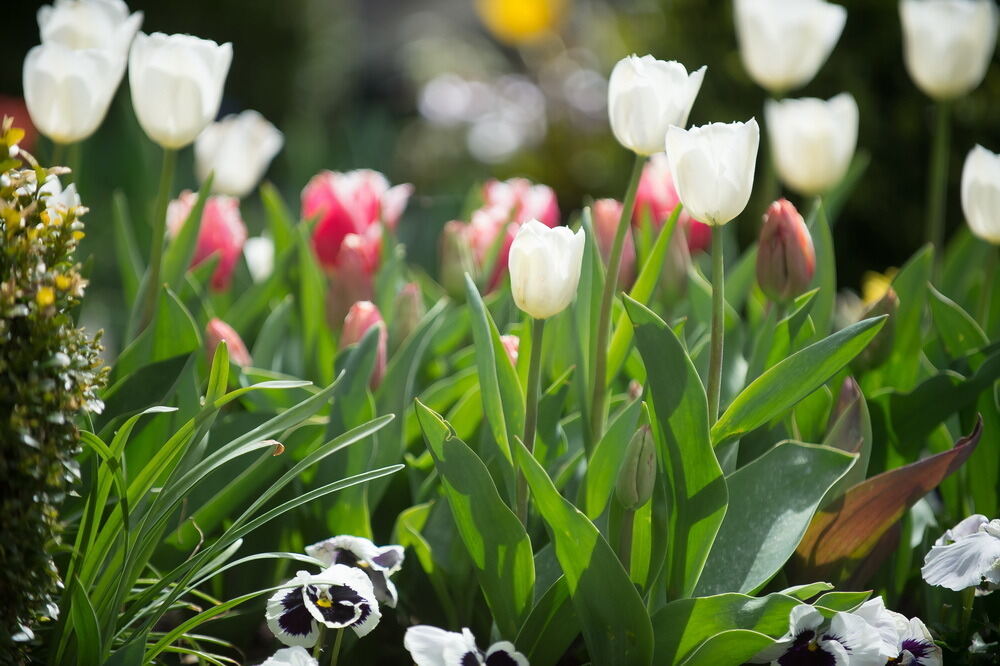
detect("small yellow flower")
(36, 286), (55, 307)
(55, 274), (72, 290)
(861, 268), (897, 305)
(476, 0), (566, 44)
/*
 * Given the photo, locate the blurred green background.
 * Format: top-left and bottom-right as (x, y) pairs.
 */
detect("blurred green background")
(5, 0), (1000, 354)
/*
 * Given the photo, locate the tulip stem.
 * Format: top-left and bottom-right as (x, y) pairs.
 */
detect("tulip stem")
(51, 141), (65, 168)
(618, 507), (636, 575)
(707, 225), (726, 424)
(590, 154), (645, 443)
(926, 100), (951, 264)
(516, 316), (546, 526)
(134, 147), (177, 338)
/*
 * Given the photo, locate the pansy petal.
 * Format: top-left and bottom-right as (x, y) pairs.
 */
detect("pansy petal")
(922, 531), (1000, 591)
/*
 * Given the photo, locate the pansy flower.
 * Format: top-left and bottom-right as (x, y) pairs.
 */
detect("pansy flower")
(403, 625), (529, 666)
(257, 646), (318, 666)
(853, 597), (941, 666)
(922, 516), (1000, 595)
(751, 605), (884, 665)
(265, 564), (380, 648)
(306, 535), (404, 607)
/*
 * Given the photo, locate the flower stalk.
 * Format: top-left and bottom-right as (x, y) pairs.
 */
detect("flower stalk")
(708, 225), (726, 423)
(590, 153), (645, 442)
(134, 147), (177, 336)
(516, 316), (546, 526)
(926, 100), (951, 261)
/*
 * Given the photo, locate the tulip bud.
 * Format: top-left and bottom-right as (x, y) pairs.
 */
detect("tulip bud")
(900, 0), (999, 100)
(167, 192), (248, 291)
(439, 220), (478, 300)
(733, 0), (847, 95)
(665, 119), (760, 226)
(756, 199), (816, 303)
(325, 232), (379, 329)
(195, 110), (284, 198)
(608, 55), (706, 156)
(853, 288), (898, 372)
(765, 94), (859, 196)
(961, 145), (1000, 245)
(391, 282), (425, 351)
(592, 198), (636, 288)
(509, 219), (585, 319)
(825, 376), (864, 452)
(616, 426), (656, 511)
(341, 301), (388, 389)
(205, 317), (252, 367)
(500, 334), (520, 367)
(128, 32), (232, 149)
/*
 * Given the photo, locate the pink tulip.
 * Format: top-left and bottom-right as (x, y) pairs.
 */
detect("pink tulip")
(167, 191), (248, 291)
(756, 199), (816, 303)
(303, 169), (412, 271)
(340, 300), (387, 389)
(205, 317), (252, 367)
(482, 177), (560, 227)
(326, 230), (381, 329)
(500, 334), (520, 367)
(632, 153), (710, 254)
(592, 198), (636, 288)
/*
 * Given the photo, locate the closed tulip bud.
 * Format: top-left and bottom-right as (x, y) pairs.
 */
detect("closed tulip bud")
(765, 94), (859, 197)
(961, 144), (1000, 244)
(756, 199), (816, 303)
(341, 301), (387, 389)
(825, 376), (863, 450)
(38, 0), (143, 62)
(167, 192), (248, 291)
(900, 0), (999, 100)
(483, 178), (560, 227)
(853, 288), (899, 371)
(666, 119), (760, 226)
(392, 282), (425, 350)
(325, 232), (380, 328)
(661, 223), (692, 306)
(592, 198), (636, 288)
(195, 110), (283, 198)
(608, 55), (706, 156)
(500, 334), (520, 367)
(734, 0), (847, 95)
(304, 169), (412, 270)
(129, 32), (232, 149)
(243, 235), (274, 283)
(205, 317), (252, 367)
(439, 220), (478, 300)
(616, 425), (656, 511)
(23, 43), (120, 145)
(509, 219), (585, 319)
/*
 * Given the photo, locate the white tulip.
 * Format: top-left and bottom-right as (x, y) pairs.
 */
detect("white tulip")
(608, 55), (706, 156)
(961, 145), (1000, 244)
(734, 0), (847, 94)
(23, 42), (120, 144)
(765, 93), (859, 196)
(665, 119), (760, 226)
(195, 110), (283, 197)
(509, 220), (585, 319)
(244, 235), (276, 283)
(128, 32), (232, 149)
(900, 0), (999, 100)
(38, 0), (142, 65)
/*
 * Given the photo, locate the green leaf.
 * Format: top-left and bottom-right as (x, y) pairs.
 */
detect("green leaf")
(812, 590), (871, 612)
(260, 181), (296, 255)
(929, 285), (988, 360)
(651, 592), (799, 665)
(111, 191), (143, 305)
(696, 441), (856, 595)
(625, 297), (727, 599)
(296, 224), (335, 385)
(882, 245), (933, 391)
(584, 398), (642, 519)
(805, 201), (835, 337)
(162, 175), (213, 293)
(515, 577), (579, 666)
(682, 629), (777, 666)
(712, 316), (887, 445)
(69, 578), (102, 665)
(779, 582), (834, 601)
(416, 401), (534, 639)
(515, 438), (654, 665)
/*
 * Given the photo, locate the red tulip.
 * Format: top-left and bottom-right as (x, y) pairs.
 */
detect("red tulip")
(205, 317), (252, 367)
(303, 169), (412, 271)
(592, 198), (636, 288)
(633, 153), (710, 254)
(167, 191), (248, 291)
(340, 300), (387, 389)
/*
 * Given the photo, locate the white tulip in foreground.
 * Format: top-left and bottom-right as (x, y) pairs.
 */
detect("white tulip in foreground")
(734, 0), (847, 94)
(38, 0), (143, 65)
(900, 0), (999, 100)
(665, 118), (760, 226)
(23, 43), (120, 145)
(962, 145), (1000, 244)
(608, 55), (705, 156)
(129, 32), (233, 149)
(765, 93), (859, 196)
(509, 220), (585, 319)
(195, 110), (284, 198)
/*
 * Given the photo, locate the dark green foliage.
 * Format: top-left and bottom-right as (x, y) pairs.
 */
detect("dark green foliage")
(0, 124), (108, 656)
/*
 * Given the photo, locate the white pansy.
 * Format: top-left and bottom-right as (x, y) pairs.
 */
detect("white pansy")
(305, 535), (405, 607)
(509, 219), (585, 319)
(403, 625), (529, 666)
(665, 118), (760, 226)
(37, 0), (142, 63)
(244, 236), (275, 283)
(922, 516), (1000, 594)
(900, 0), (999, 100)
(608, 55), (705, 155)
(128, 32), (232, 149)
(752, 604), (886, 665)
(195, 110), (284, 198)
(734, 0), (847, 94)
(961, 145), (1000, 244)
(256, 646), (318, 666)
(765, 93), (859, 196)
